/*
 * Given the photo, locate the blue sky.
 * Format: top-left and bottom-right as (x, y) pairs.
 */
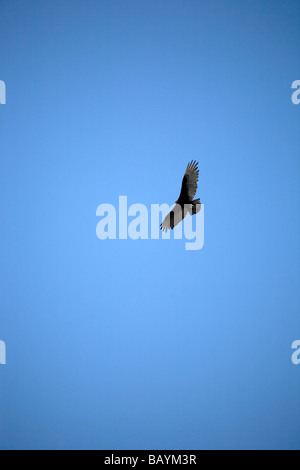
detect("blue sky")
(0, 0), (299, 450)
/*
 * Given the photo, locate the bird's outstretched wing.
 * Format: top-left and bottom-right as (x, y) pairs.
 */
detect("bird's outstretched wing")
(178, 160), (199, 201)
(160, 203), (191, 232)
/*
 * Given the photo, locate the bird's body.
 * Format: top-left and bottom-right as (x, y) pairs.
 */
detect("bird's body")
(160, 160), (201, 232)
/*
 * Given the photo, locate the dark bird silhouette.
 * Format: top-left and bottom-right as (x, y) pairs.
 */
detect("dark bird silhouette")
(160, 160), (201, 232)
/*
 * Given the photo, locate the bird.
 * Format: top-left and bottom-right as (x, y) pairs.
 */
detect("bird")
(160, 160), (201, 232)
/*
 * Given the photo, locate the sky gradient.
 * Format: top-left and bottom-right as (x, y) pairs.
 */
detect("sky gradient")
(0, 0), (300, 450)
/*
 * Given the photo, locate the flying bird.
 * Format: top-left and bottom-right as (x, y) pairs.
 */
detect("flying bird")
(160, 160), (201, 232)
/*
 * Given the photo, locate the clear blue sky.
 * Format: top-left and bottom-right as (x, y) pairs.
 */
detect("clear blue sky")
(0, 0), (299, 450)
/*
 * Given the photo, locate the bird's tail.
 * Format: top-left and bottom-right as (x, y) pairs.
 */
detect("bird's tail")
(191, 198), (201, 215)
